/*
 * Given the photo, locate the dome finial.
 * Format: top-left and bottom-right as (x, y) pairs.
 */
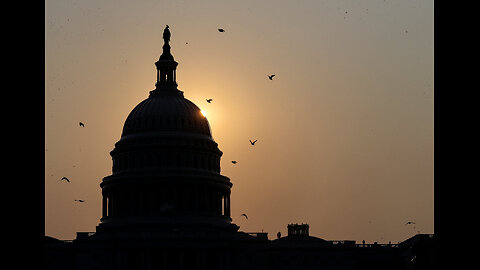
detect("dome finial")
(154, 25), (178, 91)
(159, 25), (174, 60)
(163, 25), (170, 44)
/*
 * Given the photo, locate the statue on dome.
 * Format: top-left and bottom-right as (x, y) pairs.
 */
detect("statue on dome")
(163, 25), (171, 44)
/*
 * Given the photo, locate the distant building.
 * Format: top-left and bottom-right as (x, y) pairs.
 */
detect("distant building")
(45, 27), (434, 270)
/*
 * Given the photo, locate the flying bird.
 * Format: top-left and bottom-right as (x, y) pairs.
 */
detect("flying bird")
(268, 74), (275, 80)
(74, 199), (85, 202)
(231, 161), (237, 164)
(60, 177), (70, 183)
(405, 221), (415, 225)
(241, 213), (248, 220)
(249, 139), (257, 145)
(206, 99), (213, 103)
(79, 122), (85, 127)
(218, 28), (225, 32)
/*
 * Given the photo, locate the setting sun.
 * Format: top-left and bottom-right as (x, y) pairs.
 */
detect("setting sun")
(200, 109), (207, 117)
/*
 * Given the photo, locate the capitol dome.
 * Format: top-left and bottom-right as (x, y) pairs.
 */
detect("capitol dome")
(110, 87), (222, 176)
(121, 89), (211, 138)
(98, 26), (236, 233)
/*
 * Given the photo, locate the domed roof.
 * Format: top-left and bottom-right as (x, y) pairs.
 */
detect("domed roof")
(99, 27), (236, 234)
(121, 90), (211, 137)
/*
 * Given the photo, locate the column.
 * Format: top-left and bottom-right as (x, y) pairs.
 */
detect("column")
(196, 250), (202, 270)
(173, 186), (178, 211)
(123, 250), (128, 270)
(115, 191), (121, 217)
(146, 249), (151, 270)
(205, 188), (210, 215)
(226, 194), (230, 218)
(212, 190), (216, 215)
(226, 252), (230, 270)
(184, 188), (188, 212)
(116, 249), (122, 270)
(213, 189), (216, 215)
(202, 250), (206, 270)
(163, 250), (167, 270)
(179, 251), (184, 270)
(149, 191), (154, 216)
(139, 191), (144, 216)
(140, 249), (145, 270)
(216, 190), (221, 215)
(102, 194), (107, 218)
(219, 251), (223, 270)
(195, 185), (199, 214)
(217, 190), (220, 215)
(223, 194), (227, 217)
(108, 193), (113, 217)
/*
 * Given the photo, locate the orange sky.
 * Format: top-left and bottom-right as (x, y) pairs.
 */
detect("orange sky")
(45, 0), (433, 243)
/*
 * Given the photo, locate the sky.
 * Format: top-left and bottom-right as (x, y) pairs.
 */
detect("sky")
(45, 0), (433, 243)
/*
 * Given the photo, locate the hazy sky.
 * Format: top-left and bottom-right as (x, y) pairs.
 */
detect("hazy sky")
(45, 0), (433, 243)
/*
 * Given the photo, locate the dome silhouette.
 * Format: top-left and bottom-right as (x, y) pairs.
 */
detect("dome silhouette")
(121, 90), (211, 138)
(98, 26), (235, 233)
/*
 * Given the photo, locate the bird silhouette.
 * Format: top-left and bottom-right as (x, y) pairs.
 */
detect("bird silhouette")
(249, 139), (257, 145)
(268, 74), (275, 80)
(218, 28), (225, 32)
(75, 199), (85, 202)
(241, 213), (248, 220)
(60, 177), (70, 183)
(79, 122), (85, 127)
(405, 221), (415, 225)
(231, 161), (237, 164)
(206, 99), (213, 103)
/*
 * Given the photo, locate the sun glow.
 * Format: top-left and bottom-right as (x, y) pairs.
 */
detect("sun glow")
(200, 109), (207, 117)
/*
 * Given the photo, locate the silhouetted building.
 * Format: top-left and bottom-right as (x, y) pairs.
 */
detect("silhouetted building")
(45, 27), (434, 270)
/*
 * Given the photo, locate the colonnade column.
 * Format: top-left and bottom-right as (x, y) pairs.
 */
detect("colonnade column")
(149, 191), (154, 216)
(102, 194), (107, 218)
(179, 251), (184, 270)
(225, 252), (231, 270)
(205, 187), (210, 215)
(219, 251), (223, 270)
(195, 185), (199, 214)
(215, 189), (220, 215)
(163, 250), (167, 270)
(140, 249), (145, 270)
(196, 250), (201, 270)
(108, 193), (113, 217)
(223, 194), (227, 217)
(145, 249), (151, 270)
(173, 186), (178, 210)
(226, 194), (230, 218)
